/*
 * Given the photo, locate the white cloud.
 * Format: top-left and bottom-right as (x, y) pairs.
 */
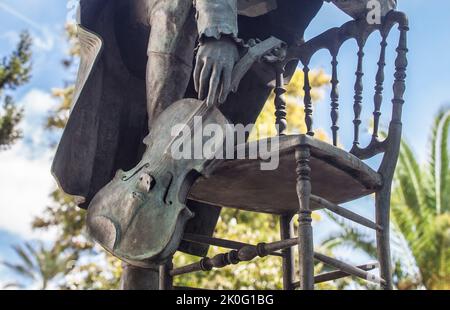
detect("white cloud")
(0, 30), (20, 46)
(22, 89), (55, 113)
(0, 149), (55, 238)
(0, 89), (58, 240)
(32, 27), (56, 52)
(18, 89), (58, 155)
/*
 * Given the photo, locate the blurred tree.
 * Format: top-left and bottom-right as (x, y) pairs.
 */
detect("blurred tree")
(322, 107), (450, 290)
(0, 32), (32, 150)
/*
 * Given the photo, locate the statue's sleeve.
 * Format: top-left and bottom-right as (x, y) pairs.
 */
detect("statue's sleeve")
(326, 0), (397, 20)
(193, 0), (239, 42)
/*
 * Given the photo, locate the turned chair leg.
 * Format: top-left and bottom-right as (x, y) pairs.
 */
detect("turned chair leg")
(280, 214), (295, 290)
(295, 146), (314, 290)
(375, 187), (393, 290)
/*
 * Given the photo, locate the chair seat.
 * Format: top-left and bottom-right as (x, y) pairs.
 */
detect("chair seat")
(188, 135), (383, 215)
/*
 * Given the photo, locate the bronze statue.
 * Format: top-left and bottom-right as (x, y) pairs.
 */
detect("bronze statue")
(52, 0), (397, 289)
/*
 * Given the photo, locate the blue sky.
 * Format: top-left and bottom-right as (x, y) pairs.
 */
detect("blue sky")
(0, 0), (448, 288)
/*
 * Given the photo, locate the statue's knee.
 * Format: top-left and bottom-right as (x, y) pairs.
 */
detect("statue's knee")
(146, 0), (196, 63)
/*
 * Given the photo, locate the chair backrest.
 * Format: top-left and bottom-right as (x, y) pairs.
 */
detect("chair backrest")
(274, 11), (409, 178)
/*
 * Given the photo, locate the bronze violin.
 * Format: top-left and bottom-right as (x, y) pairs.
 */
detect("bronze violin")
(86, 37), (285, 267)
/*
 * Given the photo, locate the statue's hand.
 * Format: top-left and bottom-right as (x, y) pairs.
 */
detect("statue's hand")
(194, 37), (239, 106)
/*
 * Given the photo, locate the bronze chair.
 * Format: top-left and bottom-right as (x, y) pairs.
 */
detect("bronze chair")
(164, 11), (409, 290)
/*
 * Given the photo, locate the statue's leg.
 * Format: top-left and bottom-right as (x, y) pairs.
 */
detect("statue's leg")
(120, 263), (160, 290)
(145, 53), (194, 128)
(120, 259), (174, 290)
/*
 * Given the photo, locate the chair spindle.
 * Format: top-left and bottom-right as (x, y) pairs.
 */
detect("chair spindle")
(274, 66), (288, 135)
(303, 65), (314, 136)
(353, 42), (364, 148)
(330, 54), (340, 146)
(392, 26), (408, 123)
(373, 35), (388, 140)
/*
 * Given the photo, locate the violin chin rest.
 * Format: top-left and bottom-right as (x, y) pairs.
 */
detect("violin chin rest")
(87, 215), (118, 251)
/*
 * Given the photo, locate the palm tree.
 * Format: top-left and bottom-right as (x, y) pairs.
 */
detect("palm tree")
(322, 107), (450, 290)
(2, 242), (77, 289)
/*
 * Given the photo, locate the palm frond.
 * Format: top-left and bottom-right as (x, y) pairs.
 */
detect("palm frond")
(390, 201), (419, 244)
(322, 211), (377, 258)
(429, 107), (450, 213)
(324, 107), (450, 289)
(11, 244), (35, 270)
(322, 231), (377, 258)
(396, 139), (430, 218)
(1, 261), (36, 280)
(24, 242), (38, 258)
(2, 282), (24, 289)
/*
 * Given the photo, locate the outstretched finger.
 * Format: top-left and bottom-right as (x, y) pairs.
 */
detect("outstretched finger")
(219, 66), (232, 104)
(193, 57), (203, 94)
(199, 62), (212, 100)
(207, 67), (221, 106)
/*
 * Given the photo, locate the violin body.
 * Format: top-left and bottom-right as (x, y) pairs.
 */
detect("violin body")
(87, 98), (230, 267)
(86, 37), (285, 267)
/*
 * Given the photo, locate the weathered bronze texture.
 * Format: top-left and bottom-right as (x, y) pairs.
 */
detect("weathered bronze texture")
(52, 0), (406, 290)
(330, 54), (340, 146)
(170, 237), (298, 277)
(296, 146), (314, 290)
(52, 1), (325, 264)
(183, 10), (409, 290)
(86, 38), (285, 267)
(274, 66), (288, 135)
(280, 215), (295, 290)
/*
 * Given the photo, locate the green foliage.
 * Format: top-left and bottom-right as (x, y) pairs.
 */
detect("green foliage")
(0, 96), (23, 150)
(0, 31), (32, 149)
(249, 69), (330, 141)
(323, 107), (450, 290)
(0, 32), (32, 90)
(391, 107), (450, 289)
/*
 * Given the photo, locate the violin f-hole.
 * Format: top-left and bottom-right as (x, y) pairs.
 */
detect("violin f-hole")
(162, 172), (174, 205)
